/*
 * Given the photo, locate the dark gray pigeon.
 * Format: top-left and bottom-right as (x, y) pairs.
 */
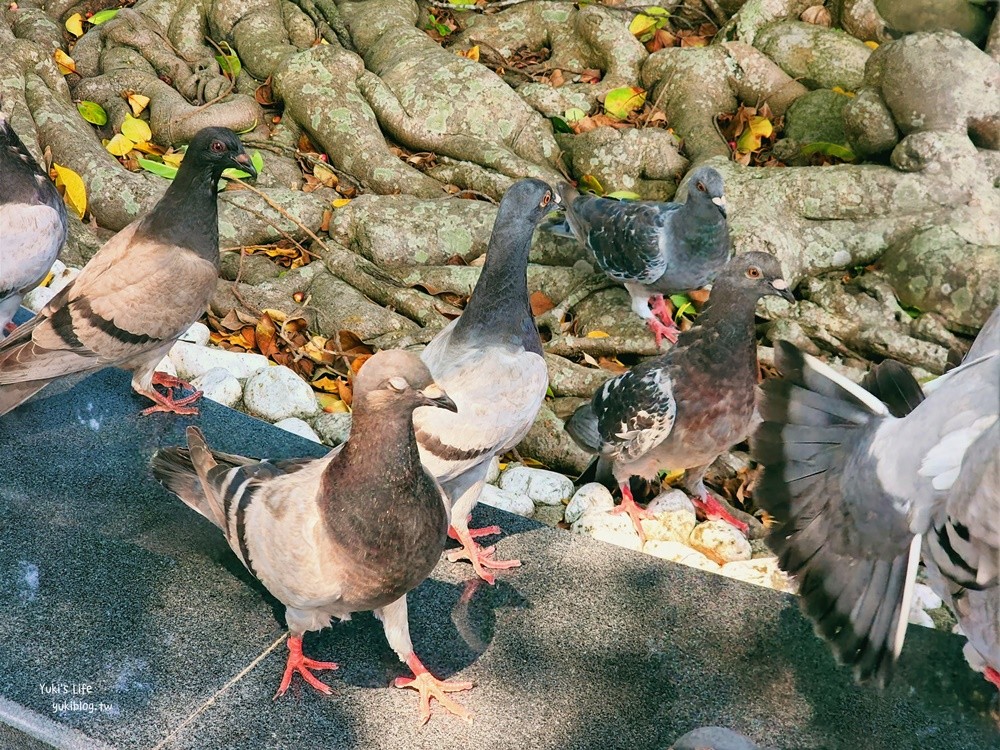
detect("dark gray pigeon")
(0, 127), (255, 416)
(542, 166), (730, 346)
(151, 350), (473, 724)
(414, 178), (556, 583)
(0, 110), (67, 336)
(751, 304), (999, 688)
(566, 252), (794, 542)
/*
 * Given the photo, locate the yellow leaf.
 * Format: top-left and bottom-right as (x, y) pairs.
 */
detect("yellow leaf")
(65, 13), (84, 38)
(316, 393), (346, 412)
(466, 45), (480, 62)
(735, 116), (773, 152)
(127, 93), (151, 117)
(831, 86), (856, 98)
(131, 141), (164, 155)
(105, 133), (135, 156)
(121, 114), (151, 143)
(261, 308), (288, 323)
(864, 41), (879, 50)
(162, 151), (184, 168)
(53, 49), (76, 76)
(313, 163), (338, 188)
(661, 468), (685, 484)
(585, 330), (609, 338)
(52, 163), (86, 218)
(332, 198), (351, 208)
(629, 15), (658, 40)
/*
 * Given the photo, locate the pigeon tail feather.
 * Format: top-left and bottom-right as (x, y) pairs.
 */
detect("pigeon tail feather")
(860, 360), (925, 418)
(752, 340), (918, 686)
(565, 401), (601, 454)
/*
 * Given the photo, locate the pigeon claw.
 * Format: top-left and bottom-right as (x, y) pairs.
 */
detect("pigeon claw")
(273, 635), (339, 700)
(139, 372), (204, 415)
(984, 666), (1000, 691)
(393, 654), (473, 725)
(447, 529), (521, 585)
(692, 492), (750, 536)
(448, 517), (503, 541)
(646, 315), (679, 347)
(611, 484), (654, 543)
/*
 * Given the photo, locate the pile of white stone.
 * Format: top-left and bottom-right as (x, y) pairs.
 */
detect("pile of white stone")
(25, 272), (946, 628)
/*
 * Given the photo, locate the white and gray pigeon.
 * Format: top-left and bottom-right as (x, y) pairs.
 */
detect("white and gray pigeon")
(0, 110), (67, 336)
(566, 252), (794, 543)
(0, 127), (255, 417)
(542, 166), (730, 347)
(750, 305), (999, 688)
(151, 350), (473, 724)
(414, 178), (556, 584)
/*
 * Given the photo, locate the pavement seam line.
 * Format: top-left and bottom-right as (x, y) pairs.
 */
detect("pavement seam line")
(150, 633), (288, 750)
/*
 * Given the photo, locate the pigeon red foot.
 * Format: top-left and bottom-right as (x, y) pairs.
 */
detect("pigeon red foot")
(140, 371), (203, 415)
(692, 491), (749, 536)
(393, 653), (473, 725)
(273, 635), (339, 699)
(448, 514), (502, 541)
(447, 523), (521, 585)
(985, 666), (1000, 691)
(610, 483), (654, 543)
(648, 294), (680, 346)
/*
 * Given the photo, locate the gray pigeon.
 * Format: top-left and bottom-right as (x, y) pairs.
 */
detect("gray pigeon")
(751, 305), (999, 688)
(0, 110), (67, 336)
(542, 166), (730, 346)
(566, 252), (794, 542)
(0, 127), (255, 416)
(151, 350), (473, 724)
(414, 178), (555, 583)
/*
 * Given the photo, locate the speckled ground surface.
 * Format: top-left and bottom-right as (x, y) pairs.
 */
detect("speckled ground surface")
(1, 365), (997, 750)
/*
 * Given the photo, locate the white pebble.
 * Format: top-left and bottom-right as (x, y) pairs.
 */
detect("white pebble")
(178, 321), (211, 347)
(564, 483), (615, 524)
(479, 484), (534, 517)
(911, 582), (943, 612)
(499, 466), (575, 506)
(484, 456), (502, 485)
(719, 557), (797, 594)
(641, 489), (697, 543)
(908, 607), (935, 629)
(643, 540), (721, 573)
(21, 285), (55, 313)
(688, 520), (752, 564)
(191, 367), (243, 408)
(273, 417), (323, 443)
(47, 261), (79, 294)
(243, 365), (318, 421)
(571, 509), (641, 551)
(169, 340), (269, 381)
(311, 412), (352, 445)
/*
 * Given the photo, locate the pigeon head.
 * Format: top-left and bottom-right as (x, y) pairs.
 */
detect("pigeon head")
(184, 127), (257, 180)
(717, 251), (794, 302)
(353, 349), (458, 414)
(685, 167), (726, 217)
(500, 178), (558, 226)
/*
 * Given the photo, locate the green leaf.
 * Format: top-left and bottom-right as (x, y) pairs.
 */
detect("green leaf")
(579, 174), (604, 195)
(216, 52), (242, 80)
(77, 101), (107, 126)
(138, 157), (178, 179)
(605, 190), (641, 201)
(564, 108), (587, 122)
(800, 141), (856, 161)
(89, 9), (119, 25)
(645, 6), (670, 16)
(900, 304), (921, 319)
(550, 116), (572, 134)
(449, 0), (476, 4)
(603, 86), (646, 120)
(250, 150), (264, 174)
(669, 293), (695, 320)
(222, 151), (263, 180)
(545, 386), (555, 398)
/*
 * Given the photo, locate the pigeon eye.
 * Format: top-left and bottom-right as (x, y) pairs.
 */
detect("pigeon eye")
(540, 192), (551, 207)
(746, 267), (762, 279)
(211, 140), (226, 153)
(387, 377), (408, 393)
(696, 181), (706, 192)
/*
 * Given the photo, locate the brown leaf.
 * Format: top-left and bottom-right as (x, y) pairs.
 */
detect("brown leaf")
(255, 313), (279, 357)
(597, 356), (628, 374)
(255, 78), (275, 105)
(337, 379), (353, 406)
(529, 290), (555, 317)
(688, 288), (711, 306)
(578, 68), (602, 84)
(548, 69), (565, 88)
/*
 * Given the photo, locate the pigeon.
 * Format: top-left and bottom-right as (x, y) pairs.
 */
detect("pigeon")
(565, 252), (794, 543)
(0, 127), (255, 417)
(0, 110), (68, 336)
(542, 166), (730, 347)
(151, 350), (473, 724)
(413, 178), (555, 583)
(750, 304), (999, 688)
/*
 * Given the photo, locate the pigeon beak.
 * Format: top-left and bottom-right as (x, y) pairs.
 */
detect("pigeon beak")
(711, 195), (727, 218)
(231, 151), (257, 179)
(771, 278), (795, 302)
(420, 383), (458, 412)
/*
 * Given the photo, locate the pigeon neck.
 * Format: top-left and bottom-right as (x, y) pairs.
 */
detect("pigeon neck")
(692, 284), (761, 365)
(451, 215), (541, 354)
(138, 163), (221, 264)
